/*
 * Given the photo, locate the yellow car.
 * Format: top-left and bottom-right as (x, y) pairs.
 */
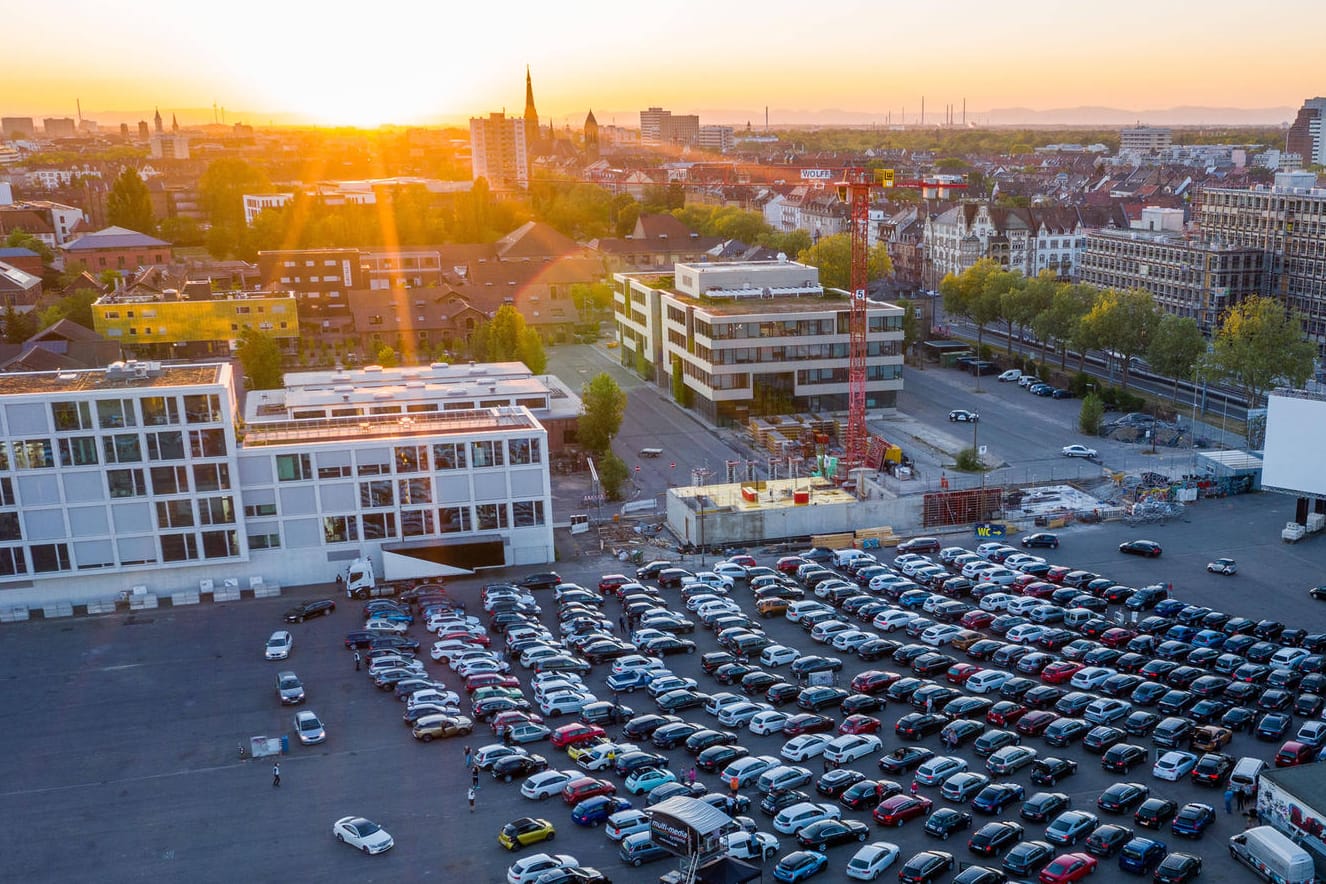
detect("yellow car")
(497, 816), (556, 851)
(565, 736), (611, 762)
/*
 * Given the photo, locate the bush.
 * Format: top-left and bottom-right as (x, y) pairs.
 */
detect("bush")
(1079, 394), (1105, 435)
(1069, 371), (1093, 397)
(954, 447), (984, 472)
(977, 344), (994, 361)
(1117, 391), (1146, 412)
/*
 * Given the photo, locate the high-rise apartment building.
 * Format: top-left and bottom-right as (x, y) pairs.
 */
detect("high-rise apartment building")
(469, 112), (529, 190)
(1286, 98), (1326, 168)
(1119, 126), (1173, 153)
(43, 118), (77, 139)
(639, 107), (699, 146)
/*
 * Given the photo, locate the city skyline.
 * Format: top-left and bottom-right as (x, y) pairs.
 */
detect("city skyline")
(5, 0), (1326, 128)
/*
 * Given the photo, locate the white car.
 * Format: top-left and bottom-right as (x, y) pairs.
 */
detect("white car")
(761, 645), (801, 667)
(749, 710), (791, 735)
(332, 816), (394, 854)
(983, 568), (1019, 585)
(520, 769), (581, 800)
(406, 689), (460, 710)
(962, 560), (999, 579)
(532, 678), (583, 701)
(647, 675), (698, 698)
(872, 609), (918, 632)
(294, 710), (326, 745)
(920, 624), (962, 647)
(696, 600), (741, 619)
(475, 743), (527, 769)
(610, 655), (666, 676)
(847, 841), (902, 880)
(914, 755), (967, 785)
(781, 733), (834, 762)
(449, 651), (500, 672)
(979, 593), (1014, 613)
(1070, 667), (1117, 691)
(897, 557), (935, 577)
(456, 658), (511, 678)
(1153, 751), (1199, 781)
(705, 692), (748, 717)
(977, 542), (1013, 560)
(506, 853), (579, 884)
(1061, 444), (1097, 458)
(531, 671), (583, 691)
(833, 630), (877, 652)
(773, 801), (841, 835)
(540, 691), (593, 716)
(810, 620), (853, 643)
(607, 809), (653, 841)
(713, 562), (749, 580)
(629, 628), (670, 646)
(1005, 624), (1047, 644)
(1003, 554), (1046, 570)
(431, 639), (485, 661)
(823, 734), (882, 765)
(1006, 597), (1043, 616)
(719, 701), (773, 728)
(265, 630), (293, 660)
(869, 575), (911, 593)
(724, 831), (780, 861)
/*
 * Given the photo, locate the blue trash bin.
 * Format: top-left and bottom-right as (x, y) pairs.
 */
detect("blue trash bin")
(280, 735), (289, 754)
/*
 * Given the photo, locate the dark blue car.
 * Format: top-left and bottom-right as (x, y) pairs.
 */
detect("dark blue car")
(571, 795), (632, 827)
(1118, 836), (1167, 874)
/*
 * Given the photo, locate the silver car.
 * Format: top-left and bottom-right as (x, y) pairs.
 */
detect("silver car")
(277, 671), (305, 705)
(294, 710), (326, 744)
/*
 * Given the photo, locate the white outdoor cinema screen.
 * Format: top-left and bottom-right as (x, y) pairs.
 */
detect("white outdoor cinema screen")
(1261, 392), (1326, 497)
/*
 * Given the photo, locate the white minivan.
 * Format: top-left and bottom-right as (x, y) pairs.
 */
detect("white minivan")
(966, 669), (1012, 694)
(998, 369), (1022, 382)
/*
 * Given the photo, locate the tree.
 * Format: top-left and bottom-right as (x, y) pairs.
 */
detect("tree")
(482, 304), (546, 374)
(156, 216), (204, 246)
(578, 372), (626, 455)
(1004, 270), (1057, 355)
(106, 167), (154, 233)
(1079, 393), (1105, 435)
(976, 266), (1021, 353)
(1147, 314), (1207, 399)
(900, 300), (923, 356)
(940, 258), (998, 349)
(796, 233), (892, 291)
(762, 228), (812, 257)
(38, 288), (100, 329)
(3, 229), (54, 264)
(199, 158), (271, 229)
(518, 328), (547, 374)
(1208, 295), (1316, 406)
(2, 304), (36, 343)
(236, 327), (284, 390)
(1080, 288), (1160, 389)
(598, 451), (629, 501)
(1032, 283), (1094, 369)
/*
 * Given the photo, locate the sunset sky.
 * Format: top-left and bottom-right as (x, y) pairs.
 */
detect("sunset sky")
(5, 0), (1325, 127)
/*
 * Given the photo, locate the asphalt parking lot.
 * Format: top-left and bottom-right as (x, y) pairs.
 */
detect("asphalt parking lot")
(2, 490), (1324, 884)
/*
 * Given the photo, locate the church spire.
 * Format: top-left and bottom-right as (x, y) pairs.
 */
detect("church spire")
(154, 107), (163, 134)
(523, 65), (540, 152)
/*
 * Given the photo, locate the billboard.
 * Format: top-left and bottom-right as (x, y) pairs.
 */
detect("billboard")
(1261, 392), (1326, 497)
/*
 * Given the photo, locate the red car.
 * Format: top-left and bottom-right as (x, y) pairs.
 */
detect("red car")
(1012, 574), (1039, 591)
(551, 723), (607, 748)
(947, 663), (984, 686)
(490, 710), (544, 735)
(728, 555), (758, 568)
(852, 670), (901, 695)
(1024, 582), (1059, 599)
(1016, 710), (1061, 736)
(439, 630), (490, 646)
(1038, 852), (1098, 883)
(561, 776), (616, 805)
(777, 556), (807, 574)
(783, 713), (836, 735)
(986, 702), (1029, 727)
(598, 574), (630, 593)
(1041, 662), (1085, 685)
(961, 611), (995, 630)
(1044, 567), (1073, 585)
(1275, 741), (1317, 767)
(1100, 628), (1137, 649)
(873, 794), (932, 826)
(466, 673), (521, 692)
(838, 714), (882, 735)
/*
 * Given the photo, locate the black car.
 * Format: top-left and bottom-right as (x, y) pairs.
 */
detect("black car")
(898, 850), (955, 884)
(685, 729), (737, 754)
(519, 572), (562, 590)
(1082, 726), (1126, 753)
(696, 744), (748, 772)
(1124, 710), (1160, 736)
(1153, 852), (1202, 883)
(816, 768), (866, 798)
(879, 745), (935, 774)
(1097, 781), (1149, 813)
(343, 631), (377, 649)
(1135, 797), (1179, 829)
(623, 714), (680, 740)
(1029, 757), (1078, 786)
(700, 651), (737, 674)
(895, 712), (946, 740)
(760, 788), (811, 816)
(1001, 840), (1054, 876)
(1020, 792), (1070, 823)
(1084, 823), (1133, 858)
(1118, 540), (1162, 557)
(1101, 744), (1148, 773)
(656, 690), (708, 713)
(790, 655), (843, 677)
(796, 818), (870, 850)
(491, 753), (548, 781)
(968, 820), (1024, 857)
(1021, 533), (1059, 549)
(766, 683), (802, 706)
(284, 599), (336, 622)
(924, 808), (973, 841)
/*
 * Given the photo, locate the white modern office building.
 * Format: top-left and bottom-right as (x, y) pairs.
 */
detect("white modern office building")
(0, 360), (554, 607)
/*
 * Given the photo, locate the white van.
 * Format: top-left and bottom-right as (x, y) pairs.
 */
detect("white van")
(834, 548), (872, 568)
(1230, 756), (1267, 794)
(998, 369), (1022, 382)
(966, 670), (1012, 694)
(786, 600), (829, 623)
(1063, 608), (1095, 629)
(1229, 826), (1315, 884)
(339, 557), (380, 599)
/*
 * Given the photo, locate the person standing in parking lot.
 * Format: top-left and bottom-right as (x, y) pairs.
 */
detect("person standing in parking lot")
(464, 745), (472, 768)
(353, 651), (361, 671)
(468, 786), (476, 812)
(272, 762), (280, 788)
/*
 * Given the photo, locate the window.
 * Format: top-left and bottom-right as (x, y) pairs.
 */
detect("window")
(0, 546), (26, 576)
(356, 451), (390, 475)
(52, 401), (93, 431)
(0, 442), (7, 470)
(438, 506), (471, 534)
(193, 463), (231, 492)
(398, 478), (431, 505)
(202, 530), (240, 559)
(508, 438), (541, 465)
(394, 445), (427, 473)
(475, 503), (508, 531)
(156, 499), (194, 528)
(512, 500), (545, 527)
(189, 429), (227, 458)
(161, 533), (199, 562)
(108, 468), (147, 498)
(14, 439), (53, 469)
(96, 398), (137, 429)
(401, 509), (434, 537)
(360, 512), (397, 540)
(248, 532), (281, 550)
(151, 465), (189, 495)
(0, 477), (11, 507)
(359, 480), (393, 508)
(323, 516), (358, 543)
(198, 496), (235, 525)
(244, 500), (277, 517)
(432, 442), (466, 470)
(276, 453), (312, 481)
(140, 396), (180, 426)
(102, 434), (142, 464)
(58, 437), (99, 467)
(146, 431), (185, 460)
(0, 511), (20, 541)
(471, 440), (504, 468)
(184, 394), (222, 423)
(29, 543), (70, 573)
(318, 463), (351, 479)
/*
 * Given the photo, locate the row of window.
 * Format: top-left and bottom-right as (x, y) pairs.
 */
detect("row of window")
(6, 429), (229, 471)
(50, 395), (223, 432)
(698, 340), (900, 365)
(109, 463), (231, 498)
(287, 398), (547, 421)
(255, 499), (547, 550)
(274, 438), (542, 481)
(0, 528), (241, 576)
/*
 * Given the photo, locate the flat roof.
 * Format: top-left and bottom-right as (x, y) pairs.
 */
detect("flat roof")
(1263, 762), (1326, 801)
(0, 363), (222, 396)
(242, 406), (543, 447)
(668, 292), (857, 316)
(671, 477), (858, 512)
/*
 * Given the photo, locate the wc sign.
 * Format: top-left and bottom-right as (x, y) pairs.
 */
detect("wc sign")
(974, 523), (1006, 538)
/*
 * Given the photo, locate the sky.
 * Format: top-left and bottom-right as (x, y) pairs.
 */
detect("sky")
(5, 0), (1326, 128)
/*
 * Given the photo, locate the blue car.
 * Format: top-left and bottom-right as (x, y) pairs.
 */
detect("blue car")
(1153, 600), (1187, 618)
(1118, 837), (1167, 874)
(972, 782), (1024, 814)
(1169, 803), (1215, 838)
(1191, 630), (1226, 649)
(773, 850), (828, 882)
(571, 795), (632, 827)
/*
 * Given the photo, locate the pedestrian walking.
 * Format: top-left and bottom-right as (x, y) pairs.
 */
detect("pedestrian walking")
(272, 762), (281, 788)
(619, 614), (626, 631)
(729, 775), (740, 797)
(468, 786), (476, 812)
(687, 766), (697, 786)
(464, 745), (473, 769)
(1236, 787), (1247, 811)
(353, 651), (361, 671)
(1224, 787), (1235, 814)
(909, 781), (919, 797)
(472, 768), (480, 787)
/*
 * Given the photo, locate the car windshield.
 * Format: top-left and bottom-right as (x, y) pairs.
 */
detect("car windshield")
(354, 820), (380, 836)
(267, 638), (284, 647)
(299, 717), (320, 730)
